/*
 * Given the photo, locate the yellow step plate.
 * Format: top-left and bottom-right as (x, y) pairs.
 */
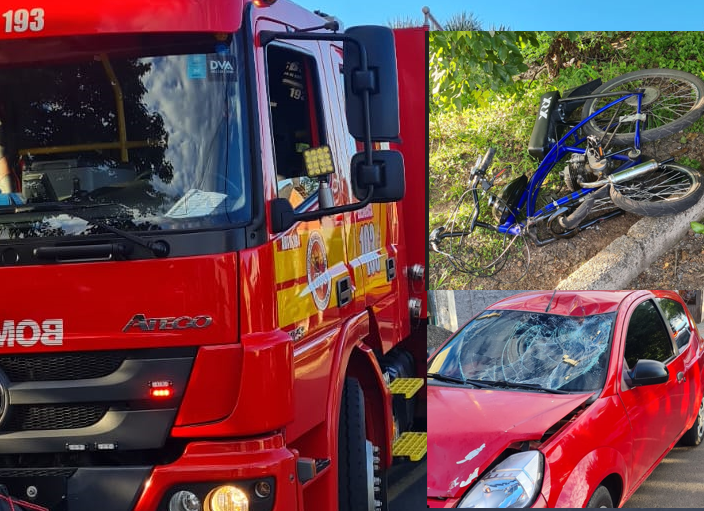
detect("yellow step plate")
(392, 432), (427, 462)
(389, 377), (424, 399)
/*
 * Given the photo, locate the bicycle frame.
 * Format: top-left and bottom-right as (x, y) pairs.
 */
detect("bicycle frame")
(493, 89), (646, 236)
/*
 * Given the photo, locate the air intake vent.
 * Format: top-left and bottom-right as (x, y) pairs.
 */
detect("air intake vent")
(1, 404), (108, 431)
(0, 352), (125, 381)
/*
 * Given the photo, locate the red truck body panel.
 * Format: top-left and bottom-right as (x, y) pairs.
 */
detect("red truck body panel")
(0, 1), (426, 510)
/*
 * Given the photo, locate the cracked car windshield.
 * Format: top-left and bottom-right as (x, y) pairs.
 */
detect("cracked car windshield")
(428, 310), (615, 392)
(0, 36), (249, 239)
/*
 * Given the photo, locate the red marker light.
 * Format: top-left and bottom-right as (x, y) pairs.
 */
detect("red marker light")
(149, 380), (174, 399)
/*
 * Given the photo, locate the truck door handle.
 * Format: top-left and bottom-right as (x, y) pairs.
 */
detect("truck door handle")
(336, 276), (353, 308)
(677, 371), (686, 383)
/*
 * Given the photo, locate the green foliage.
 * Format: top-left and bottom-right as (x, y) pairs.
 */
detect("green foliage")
(429, 31), (539, 111)
(429, 31), (704, 288)
(679, 156), (702, 170)
(444, 12), (482, 31)
(386, 16), (423, 28)
(691, 221), (704, 234)
(625, 31), (704, 79)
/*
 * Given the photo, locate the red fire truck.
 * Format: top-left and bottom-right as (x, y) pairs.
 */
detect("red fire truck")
(0, 1), (426, 510)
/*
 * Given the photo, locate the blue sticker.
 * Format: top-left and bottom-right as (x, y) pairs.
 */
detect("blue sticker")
(187, 55), (207, 79)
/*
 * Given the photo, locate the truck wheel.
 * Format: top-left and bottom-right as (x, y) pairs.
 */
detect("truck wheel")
(338, 377), (384, 511)
(586, 485), (613, 508)
(681, 396), (704, 447)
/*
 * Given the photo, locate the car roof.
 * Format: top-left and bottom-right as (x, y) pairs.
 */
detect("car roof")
(489, 290), (639, 316)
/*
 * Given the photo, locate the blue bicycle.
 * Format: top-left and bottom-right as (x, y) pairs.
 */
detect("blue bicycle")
(430, 68), (704, 278)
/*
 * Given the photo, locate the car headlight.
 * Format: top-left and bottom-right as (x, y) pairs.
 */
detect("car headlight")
(458, 451), (543, 508)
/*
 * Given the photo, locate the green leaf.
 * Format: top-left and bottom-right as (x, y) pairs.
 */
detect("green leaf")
(692, 221), (704, 234)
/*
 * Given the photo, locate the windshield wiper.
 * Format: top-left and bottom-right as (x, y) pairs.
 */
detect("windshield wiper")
(465, 379), (569, 394)
(427, 373), (489, 388)
(6, 202), (170, 258)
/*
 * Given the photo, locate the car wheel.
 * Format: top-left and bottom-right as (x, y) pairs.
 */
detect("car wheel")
(586, 485), (613, 508)
(680, 396), (704, 447)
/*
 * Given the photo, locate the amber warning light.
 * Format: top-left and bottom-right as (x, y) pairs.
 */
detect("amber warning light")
(149, 380), (174, 398)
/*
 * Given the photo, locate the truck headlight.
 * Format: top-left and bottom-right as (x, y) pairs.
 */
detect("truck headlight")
(458, 451), (543, 508)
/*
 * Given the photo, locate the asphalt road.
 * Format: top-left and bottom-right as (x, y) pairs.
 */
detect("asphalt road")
(389, 458), (427, 510)
(623, 443), (704, 508)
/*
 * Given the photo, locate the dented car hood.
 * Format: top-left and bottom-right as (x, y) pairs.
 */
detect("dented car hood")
(427, 385), (593, 499)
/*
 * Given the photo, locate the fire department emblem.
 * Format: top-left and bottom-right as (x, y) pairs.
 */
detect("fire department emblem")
(306, 232), (331, 310)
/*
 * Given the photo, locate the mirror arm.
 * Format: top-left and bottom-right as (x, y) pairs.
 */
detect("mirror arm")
(292, 185), (375, 223)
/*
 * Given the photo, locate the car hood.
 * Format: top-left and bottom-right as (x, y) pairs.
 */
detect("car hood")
(427, 384), (593, 499)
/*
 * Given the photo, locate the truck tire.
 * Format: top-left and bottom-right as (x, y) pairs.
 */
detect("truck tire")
(338, 377), (383, 511)
(586, 485), (613, 508)
(680, 396), (704, 447)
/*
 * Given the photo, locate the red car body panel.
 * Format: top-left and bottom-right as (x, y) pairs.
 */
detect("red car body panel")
(428, 290), (704, 508)
(427, 388), (593, 499)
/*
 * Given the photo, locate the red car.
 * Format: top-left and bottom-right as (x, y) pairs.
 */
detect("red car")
(427, 290), (704, 508)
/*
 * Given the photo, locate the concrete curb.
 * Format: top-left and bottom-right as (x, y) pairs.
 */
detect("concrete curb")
(556, 197), (704, 290)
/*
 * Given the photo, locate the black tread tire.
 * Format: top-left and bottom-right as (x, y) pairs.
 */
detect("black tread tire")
(581, 68), (704, 145)
(680, 397), (704, 447)
(586, 485), (614, 508)
(338, 377), (373, 511)
(609, 164), (703, 217)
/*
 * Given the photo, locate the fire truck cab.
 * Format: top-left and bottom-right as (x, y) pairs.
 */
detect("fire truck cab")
(0, 1), (426, 510)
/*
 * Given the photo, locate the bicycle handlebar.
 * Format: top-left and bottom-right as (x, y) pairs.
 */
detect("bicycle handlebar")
(479, 147), (496, 173)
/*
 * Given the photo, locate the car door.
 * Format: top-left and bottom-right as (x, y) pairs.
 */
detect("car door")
(617, 298), (686, 490)
(655, 295), (698, 436)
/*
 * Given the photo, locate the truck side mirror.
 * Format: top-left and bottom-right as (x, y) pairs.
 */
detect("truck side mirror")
(343, 26), (400, 142)
(351, 150), (405, 202)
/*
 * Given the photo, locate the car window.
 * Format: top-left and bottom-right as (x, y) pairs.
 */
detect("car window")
(624, 300), (675, 368)
(655, 297), (691, 353)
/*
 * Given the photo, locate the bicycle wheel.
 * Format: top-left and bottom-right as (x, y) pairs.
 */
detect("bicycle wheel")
(610, 163), (703, 216)
(581, 68), (704, 145)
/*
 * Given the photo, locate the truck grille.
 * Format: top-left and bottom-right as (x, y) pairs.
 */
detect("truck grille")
(0, 468), (76, 478)
(1, 404), (108, 431)
(0, 347), (195, 454)
(0, 352), (125, 382)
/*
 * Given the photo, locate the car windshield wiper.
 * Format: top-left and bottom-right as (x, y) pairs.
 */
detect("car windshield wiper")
(465, 379), (569, 394)
(1, 202), (170, 258)
(427, 373), (489, 388)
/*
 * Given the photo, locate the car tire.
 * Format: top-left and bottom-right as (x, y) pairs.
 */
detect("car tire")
(680, 396), (704, 447)
(586, 485), (613, 508)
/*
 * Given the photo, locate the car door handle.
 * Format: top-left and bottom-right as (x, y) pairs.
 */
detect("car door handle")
(677, 371), (687, 383)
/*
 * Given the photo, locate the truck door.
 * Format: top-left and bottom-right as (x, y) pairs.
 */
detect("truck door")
(327, 45), (408, 353)
(255, 17), (360, 440)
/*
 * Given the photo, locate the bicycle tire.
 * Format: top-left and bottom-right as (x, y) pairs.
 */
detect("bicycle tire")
(581, 68), (704, 145)
(609, 163), (703, 216)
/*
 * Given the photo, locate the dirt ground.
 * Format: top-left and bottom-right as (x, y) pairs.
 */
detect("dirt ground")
(629, 228), (704, 288)
(430, 131), (704, 291)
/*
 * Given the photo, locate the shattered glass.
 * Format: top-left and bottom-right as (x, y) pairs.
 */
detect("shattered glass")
(428, 310), (615, 392)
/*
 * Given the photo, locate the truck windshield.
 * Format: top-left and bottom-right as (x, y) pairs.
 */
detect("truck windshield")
(428, 310), (615, 393)
(0, 34), (250, 239)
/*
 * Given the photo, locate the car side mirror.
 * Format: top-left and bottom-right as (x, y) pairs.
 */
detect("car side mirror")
(630, 359), (669, 386)
(351, 150), (405, 202)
